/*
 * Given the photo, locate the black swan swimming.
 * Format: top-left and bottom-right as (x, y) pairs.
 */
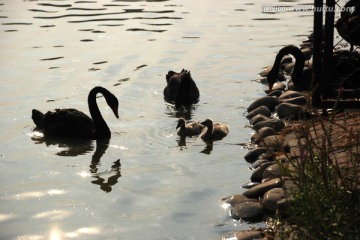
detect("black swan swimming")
(32, 86), (119, 139)
(335, 0), (360, 51)
(267, 45), (360, 91)
(163, 69), (200, 108)
(200, 118), (229, 141)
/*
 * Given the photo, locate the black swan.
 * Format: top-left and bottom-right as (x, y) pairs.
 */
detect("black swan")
(163, 69), (200, 108)
(267, 45), (360, 91)
(335, 0), (360, 51)
(32, 86), (119, 139)
(176, 117), (205, 137)
(200, 118), (229, 141)
(267, 45), (312, 92)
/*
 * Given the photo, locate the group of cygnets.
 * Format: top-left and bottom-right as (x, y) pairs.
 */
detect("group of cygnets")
(31, 69), (229, 142)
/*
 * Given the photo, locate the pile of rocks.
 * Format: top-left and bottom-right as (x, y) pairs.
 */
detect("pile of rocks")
(221, 57), (314, 240)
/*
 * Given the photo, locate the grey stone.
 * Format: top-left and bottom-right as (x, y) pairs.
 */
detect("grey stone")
(262, 163), (283, 180)
(250, 159), (273, 170)
(276, 102), (305, 119)
(258, 135), (283, 151)
(271, 82), (286, 92)
(230, 201), (264, 221)
(235, 230), (265, 240)
(222, 194), (257, 206)
(267, 89), (283, 97)
(246, 106), (271, 119)
(261, 188), (285, 213)
(247, 96), (278, 112)
(250, 161), (274, 182)
(251, 127), (277, 144)
(241, 181), (261, 189)
(249, 114), (272, 126)
(278, 90), (304, 101)
(243, 178), (283, 199)
(243, 147), (268, 163)
(253, 119), (285, 132)
(279, 96), (307, 106)
(284, 62), (295, 74)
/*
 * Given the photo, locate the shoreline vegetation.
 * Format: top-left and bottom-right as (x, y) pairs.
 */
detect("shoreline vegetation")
(274, 110), (360, 240)
(221, 39), (360, 239)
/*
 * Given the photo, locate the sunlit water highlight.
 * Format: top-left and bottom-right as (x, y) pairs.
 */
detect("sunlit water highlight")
(0, 0), (339, 239)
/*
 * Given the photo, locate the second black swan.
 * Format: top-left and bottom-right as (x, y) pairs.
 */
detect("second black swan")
(163, 69), (200, 108)
(267, 45), (360, 91)
(32, 86), (119, 139)
(335, 0), (360, 51)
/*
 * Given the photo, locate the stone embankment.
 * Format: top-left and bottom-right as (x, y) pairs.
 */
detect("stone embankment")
(221, 43), (360, 239)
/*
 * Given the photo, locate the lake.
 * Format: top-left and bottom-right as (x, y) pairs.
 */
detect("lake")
(0, 0), (317, 239)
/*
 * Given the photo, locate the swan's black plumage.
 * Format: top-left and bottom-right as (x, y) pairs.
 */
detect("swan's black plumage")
(335, 0), (360, 51)
(32, 86), (119, 139)
(163, 69), (200, 108)
(267, 45), (312, 92)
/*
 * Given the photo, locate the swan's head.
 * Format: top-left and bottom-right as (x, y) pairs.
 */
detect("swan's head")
(180, 70), (192, 83)
(166, 70), (177, 82)
(176, 118), (186, 129)
(105, 93), (119, 119)
(200, 118), (214, 128)
(166, 69), (186, 83)
(267, 68), (278, 92)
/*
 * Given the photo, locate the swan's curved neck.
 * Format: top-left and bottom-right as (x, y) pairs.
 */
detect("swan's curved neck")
(273, 45), (306, 89)
(204, 122), (214, 136)
(88, 87), (111, 139)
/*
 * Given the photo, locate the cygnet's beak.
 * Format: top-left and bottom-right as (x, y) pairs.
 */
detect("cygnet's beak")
(176, 122), (181, 129)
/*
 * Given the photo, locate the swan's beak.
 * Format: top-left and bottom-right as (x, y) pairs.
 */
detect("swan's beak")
(176, 122), (181, 129)
(268, 82), (274, 92)
(112, 107), (119, 119)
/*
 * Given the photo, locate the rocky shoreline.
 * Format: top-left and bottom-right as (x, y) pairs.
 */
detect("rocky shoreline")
(220, 38), (360, 239)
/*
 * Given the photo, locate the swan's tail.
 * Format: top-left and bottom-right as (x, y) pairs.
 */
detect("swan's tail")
(32, 109), (45, 129)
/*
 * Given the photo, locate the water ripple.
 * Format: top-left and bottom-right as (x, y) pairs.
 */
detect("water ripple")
(37, 3), (72, 8)
(2, 22), (32, 25)
(23, 1), (181, 34)
(66, 7), (108, 11)
(127, 28), (166, 33)
(40, 56), (64, 61)
(28, 9), (58, 13)
(34, 12), (128, 19)
(69, 18), (128, 23)
(76, 1), (97, 3)
(252, 18), (281, 21)
(40, 25), (56, 28)
(93, 61), (108, 65)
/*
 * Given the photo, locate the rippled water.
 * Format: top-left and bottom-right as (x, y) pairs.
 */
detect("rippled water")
(0, 0), (315, 239)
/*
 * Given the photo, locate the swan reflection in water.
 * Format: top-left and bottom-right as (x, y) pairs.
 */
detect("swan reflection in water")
(200, 142), (213, 155)
(90, 139), (122, 193)
(31, 135), (122, 193)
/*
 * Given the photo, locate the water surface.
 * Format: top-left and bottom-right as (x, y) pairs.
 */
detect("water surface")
(0, 0), (316, 239)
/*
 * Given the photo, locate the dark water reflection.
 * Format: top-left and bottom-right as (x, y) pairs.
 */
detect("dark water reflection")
(90, 159), (122, 193)
(200, 141), (214, 155)
(31, 134), (94, 156)
(164, 104), (197, 120)
(31, 135), (122, 192)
